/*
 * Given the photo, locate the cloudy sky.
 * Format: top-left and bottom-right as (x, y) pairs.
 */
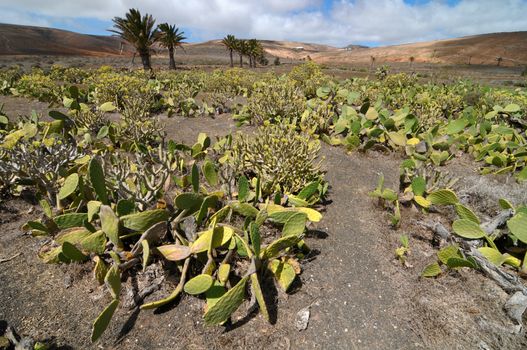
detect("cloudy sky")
(0, 0), (526, 47)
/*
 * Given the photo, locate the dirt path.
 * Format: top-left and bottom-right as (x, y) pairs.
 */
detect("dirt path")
(1, 100), (526, 349)
(289, 146), (418, 349)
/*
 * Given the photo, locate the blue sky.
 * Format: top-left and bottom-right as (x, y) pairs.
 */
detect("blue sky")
(1, 0), (526, 47)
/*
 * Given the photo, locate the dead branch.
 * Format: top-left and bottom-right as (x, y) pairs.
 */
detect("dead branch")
(417, 219), (527, 296)
(0, 252), (21, 263)
(481, 209), (514, 236)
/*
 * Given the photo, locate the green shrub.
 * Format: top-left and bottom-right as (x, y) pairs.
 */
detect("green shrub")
(239, 77), (306, 125)
(289, 61), (331, 98)
(228, 123), (324, 195)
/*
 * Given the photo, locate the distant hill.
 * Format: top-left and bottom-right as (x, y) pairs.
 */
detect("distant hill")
(181, 39), (337, 61)
(1, 23), (526, 67)
(0, 23), (337, 59)
(342, 44), (369, 50)
(0, 23), (134, 56)
(311, 32), (527, 67)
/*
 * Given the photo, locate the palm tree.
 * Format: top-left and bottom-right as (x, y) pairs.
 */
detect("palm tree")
(157, 23), (186, 70)
(235, 39), (247, 68)
(246, 39), (264, 68)
(409, 56), (415, 71)
(222, 35), (237, 68)
(246, 39), (255, 68)
(110, 8), (159, 70)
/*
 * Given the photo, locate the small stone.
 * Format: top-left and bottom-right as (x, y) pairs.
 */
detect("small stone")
(295, 306), (310, 331)
(64, 274), (73, 289)
(415, 141), (427, 154)
(478, 340), (491, 350)
(504, 291), (527, 325)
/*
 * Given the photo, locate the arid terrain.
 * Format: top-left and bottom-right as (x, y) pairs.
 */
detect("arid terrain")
(1, 24), (527, 68)
(1, 21), (527, 350)
(1, 93), (526, 349)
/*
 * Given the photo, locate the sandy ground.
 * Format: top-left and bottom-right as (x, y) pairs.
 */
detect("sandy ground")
(1, 95), (526, 349)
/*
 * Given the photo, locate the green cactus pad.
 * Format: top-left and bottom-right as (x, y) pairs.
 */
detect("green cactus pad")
(507, 212), (527, 244)
(56, 228), (91, 245)
(250, 273), (270, 321)
(249, 223), (261, 256)
(61, 241), (88, 262)
(455, 204), (480, 224)
(421, 262), (442, 277)
(218, 264), (230, 285)
(191, 226), (234, 254)
(116, 199), (135, 216)
(93, 256), (108, 285)
(81, 230), (107, 255)
(54, 213), (89, 230)
(88, 158), (109, 205)
(120, 209), (169, 232)
(175, 192), (204, 212)
(58, 173), (79, 200)
(91, 299), (119, 342)
(437, 245), (462, 265)
(498, 198), (514, 210)
(205, 281), (226, 311)
(87, 200), (102, 222)
(237, 176), (249, 202)
(427, 189), (459, 206)
(452, 219), (486, 239)
(191, 163), (200, 192)
(202, 160), (218, 186)
(478, 247), (504, 266)
(446, 257), (478, 269)
(260, 235), (301, 260)
(99, 205), (121, 247)
(268, 259), (296, 292)
(104, 265), (121, 300)
(411, 176), (426, 196)
(184, 274), (214, 295)
(231, 202), (259, 218)
(157, 244), (191, 261)
(282, 212), (307, 237)
(297, 181), (320, 200)
(203, 276), (248, 325)
(196, 195), (219, 226)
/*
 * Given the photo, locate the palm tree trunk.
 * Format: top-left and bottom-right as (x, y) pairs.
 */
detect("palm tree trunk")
(239, 54), (243, 68)
(249, 56), (253, 68)
(139, 51), (152, 70)
(168, 47), (176, 70)
(229, 49), (234, 68)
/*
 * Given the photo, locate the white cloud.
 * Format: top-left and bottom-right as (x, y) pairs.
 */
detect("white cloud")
(0, 8), (52, 27)
(0, 0), (526, 46)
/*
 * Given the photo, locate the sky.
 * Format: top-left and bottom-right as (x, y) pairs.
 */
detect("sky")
(0, 0), (526, 47)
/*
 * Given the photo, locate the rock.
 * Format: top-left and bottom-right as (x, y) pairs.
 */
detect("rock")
(415, 141), (427, 154)
(295, 306), (310, 331)
(478, 341), (491, 350)
(504, 291), (527, 325)
(5, 326), (34, 350)
(182, 216), (197, 241)
(63, 274), (72, 289)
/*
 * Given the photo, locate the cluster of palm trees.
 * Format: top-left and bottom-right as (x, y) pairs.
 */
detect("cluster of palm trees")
(111, 9), (267, 71)
(222, 35), (266, 68)
(110, 8), (186, 70)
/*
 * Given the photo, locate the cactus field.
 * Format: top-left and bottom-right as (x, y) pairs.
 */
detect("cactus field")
(1, 61), (527, 349)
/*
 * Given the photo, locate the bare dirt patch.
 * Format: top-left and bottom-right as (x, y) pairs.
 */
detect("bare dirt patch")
(1, 99), (526, 349)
